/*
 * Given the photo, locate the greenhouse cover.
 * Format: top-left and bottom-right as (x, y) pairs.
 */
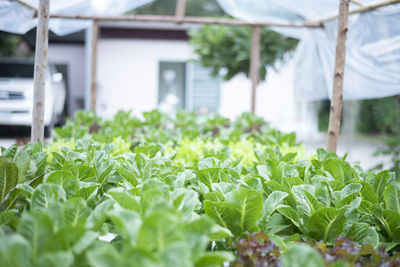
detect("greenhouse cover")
(0, 0), (399, 101)
(0, 0), (154, 35)
(217, 0), (400, 100)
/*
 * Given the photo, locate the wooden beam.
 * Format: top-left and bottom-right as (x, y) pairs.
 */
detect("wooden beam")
(350, 0), (364, 7)
(327, 0), (350, 153)
(90, 19), (99, 111)
(317, 0), (400, 23)
(47, 13), (323, 28)
(250, 25), (261, 114)
(175, 0), (186, 23)
(31, 0), (50, 142)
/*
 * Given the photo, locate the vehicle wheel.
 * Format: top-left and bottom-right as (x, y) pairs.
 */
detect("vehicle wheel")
(44, 126), (53, 138)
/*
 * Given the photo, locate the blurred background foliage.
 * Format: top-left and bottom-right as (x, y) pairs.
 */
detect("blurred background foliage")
(318, 97), (400, 175)
(0, 33), (23, 57)
(358, 97), (400, 135)
(318, 97), (400, 136)
(189, 25), (298, 81)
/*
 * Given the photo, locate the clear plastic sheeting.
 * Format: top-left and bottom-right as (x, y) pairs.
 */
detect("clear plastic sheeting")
(0, 1), (36, 34)
(217, 0), (400, 100)
(0, 0), (154, 35)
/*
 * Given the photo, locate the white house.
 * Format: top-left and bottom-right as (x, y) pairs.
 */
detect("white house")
(42, 21), (314, 134)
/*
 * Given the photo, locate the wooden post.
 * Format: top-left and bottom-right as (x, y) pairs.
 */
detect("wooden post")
(250, 25), (261, 114)
(90, 19), (99, 111)
(327, 0), (350, 152)
(31, 0), (50, 142)
(175, 0), (186, 23)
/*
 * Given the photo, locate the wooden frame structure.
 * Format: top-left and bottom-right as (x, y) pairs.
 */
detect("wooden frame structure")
(327, 0), (350, 152)
(90, 19), (99, 111)
(31, 0), (49, 142)
(15, 0), (399, 151)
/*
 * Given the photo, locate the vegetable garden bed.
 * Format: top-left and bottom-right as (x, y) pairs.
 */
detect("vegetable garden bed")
(1, 110), (400, 267)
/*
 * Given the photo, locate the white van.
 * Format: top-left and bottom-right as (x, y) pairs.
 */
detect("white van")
(0, 58), (66, 135)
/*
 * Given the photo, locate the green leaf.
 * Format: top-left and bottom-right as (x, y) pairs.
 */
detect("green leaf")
(63, 198), (88, 227)
(277, 205), (300, 227)
(264, 213), (291, 234)
(307, 207), (346, 242)
(346, 222), (379, 248)
(0, 209), (17, 225)
(159, 241), (192, 267)
(373, 170), (389, 202)
(86, 244), (120, 267)
(86, 199), (114, 230)
(203, 200), (240, 236)
(97, 162), (115, 188)
(13, 149), (30, 183)
(376, 209), (400, 239)
(173, 170), (196, 188)
(172, 188), (201, 218)
(1, 144), (17, 158)
(45, 170), (78, 197)
(0, 162), (18, 203)
(282, 243), (325, 267)
(18, 211), (53, 261)
(262, 180), (282, 195)
(138, 210), (183, 251)
(37, 251), (74, 267)
(323, 159), (354, 185)
(291, 185), (321, 217)
(263, 191), (288, 218)
(195, 251), (234, 267)
(108, 206), (142, 244)
(226, 188), (263, 234)
(72, 231), (98, 255)
(51, 152), (66, 166)
(198, 168), (223, 191)
(383, 182), (400, 212)
(31, 184), (66, 210)
(213, 182), (237, 196)
(256, 165), (270, 181)
(0, 234), (32, 267)
(205, 191), (225, 202)
(344, 197), (361, 217)
(107, 188), (141, 213)
(360, 181), (378, 204)
(334, 183), (362, 203)
(209, 224), (233, 241)
(116, 166), (138, 187)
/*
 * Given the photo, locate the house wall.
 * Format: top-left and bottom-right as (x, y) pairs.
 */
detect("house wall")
(48, 44), (86, 116)
(96, 37), (306, 133)
(96, 39), (193, 118)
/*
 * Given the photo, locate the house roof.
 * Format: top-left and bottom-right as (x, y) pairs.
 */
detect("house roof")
(17, 20), (198, 46)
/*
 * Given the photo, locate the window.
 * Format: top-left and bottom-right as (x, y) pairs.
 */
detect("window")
(158, 61), (220, 113)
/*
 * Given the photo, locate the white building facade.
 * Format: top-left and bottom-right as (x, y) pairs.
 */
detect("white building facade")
(47, 22), (315, 135)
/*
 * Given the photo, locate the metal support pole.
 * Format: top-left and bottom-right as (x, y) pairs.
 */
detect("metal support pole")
(31, 0), (50, 142)
(327, 0), (350, 152)
(250, 25), (261, 114)
(90, 19), (99, 111)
